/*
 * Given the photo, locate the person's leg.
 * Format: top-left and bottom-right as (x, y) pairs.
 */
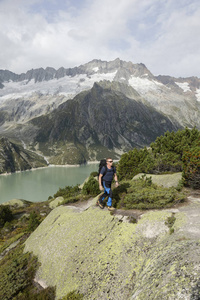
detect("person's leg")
(98, 184), (108, 208)
(98, 191), (107, 203)
(106, 188), (112, 207)
(103, 182), (113, 207)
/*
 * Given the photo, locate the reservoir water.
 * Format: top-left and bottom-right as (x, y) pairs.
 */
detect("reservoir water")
(0, 164), (98, 204)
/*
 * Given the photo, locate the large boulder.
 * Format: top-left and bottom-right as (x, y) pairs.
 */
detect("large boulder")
(2, 198), (31, 208)
(24, 193), (200, 299)
(132, 172), (182, 188)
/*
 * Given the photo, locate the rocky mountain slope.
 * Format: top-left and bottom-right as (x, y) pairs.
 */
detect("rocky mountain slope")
(0, 58), (200, 128)
(0, 137), (48, 174)
(11, 81), (180, 164)
(0, 58), (200, 167)
(24, 177), (200, 300)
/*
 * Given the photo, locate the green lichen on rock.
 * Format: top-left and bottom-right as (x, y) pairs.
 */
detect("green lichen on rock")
(131, 238), (200, 300)
(132, 172), (182, 188)
(49, 197), (64, 209)
(24, 197), (200, 300)
(25, 205), (139, 299)
(2, 198), (32, 208)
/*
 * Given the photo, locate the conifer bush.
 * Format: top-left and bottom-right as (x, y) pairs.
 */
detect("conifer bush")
(0, 205), (13, 228)
(82, 175), (100, 196)
(0, 243), (56, 299)
(182, 146), (200, 189)
(53, 185), (80, 198)
(27, 211), (41, 232)
(114, 175), (186, 210)
(117, 127), (200, 181)
(60, 290), (83, 299)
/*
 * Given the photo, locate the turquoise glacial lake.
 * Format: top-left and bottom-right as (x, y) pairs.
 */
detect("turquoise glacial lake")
(0, 164), (98, 204)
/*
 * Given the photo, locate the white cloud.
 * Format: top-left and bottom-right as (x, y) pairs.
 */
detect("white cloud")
(0, 0), (200, 78)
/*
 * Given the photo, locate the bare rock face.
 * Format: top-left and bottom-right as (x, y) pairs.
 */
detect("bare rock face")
(20, 81), (179, 164)
(24, 191), (200, 300)
(0, 137), (47, 173)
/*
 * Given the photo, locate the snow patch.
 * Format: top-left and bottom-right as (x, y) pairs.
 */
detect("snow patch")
(128, 76), (164, 94)
(141, 73), (149, 77)
(175, 82), (191, 92)
(195, 89), (200, 102)
(92, 67), (99, 72)
(0, 71), (117, 101)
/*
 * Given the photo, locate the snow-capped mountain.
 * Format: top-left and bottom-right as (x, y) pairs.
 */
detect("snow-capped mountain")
(0, 58), (200, 166)
(0, 58), (200, 131)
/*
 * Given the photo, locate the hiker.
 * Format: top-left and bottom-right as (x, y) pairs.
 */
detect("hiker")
(98, 158), (119, 211)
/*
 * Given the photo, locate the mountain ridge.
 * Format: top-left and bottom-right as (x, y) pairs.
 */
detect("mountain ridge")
(0, 58), (200, 167)
(10, 80), (180, 164)
(0, 58), (200, 129)
(0, 58), (152, 84)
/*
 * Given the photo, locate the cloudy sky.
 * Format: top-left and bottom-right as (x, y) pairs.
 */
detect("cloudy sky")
(0, 0), (200, 77)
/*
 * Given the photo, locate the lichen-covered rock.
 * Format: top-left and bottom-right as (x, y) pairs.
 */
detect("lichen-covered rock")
(2, 198), (31, 208)
(24, 195), (200, 300)
(133, 172), (182, 188)
(48, 197), (64, 209)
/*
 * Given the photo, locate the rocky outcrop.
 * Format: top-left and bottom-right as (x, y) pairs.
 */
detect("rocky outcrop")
(24, 191), (200, 299)
(0, 93), (67, 124)
(133, 172), (182, 188)
(2, 198), (31, 208)
(0, 137), (48, 173)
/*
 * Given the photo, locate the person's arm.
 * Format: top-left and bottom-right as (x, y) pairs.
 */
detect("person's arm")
(114, 173), (119, 187)
(99, 173), (104, 191)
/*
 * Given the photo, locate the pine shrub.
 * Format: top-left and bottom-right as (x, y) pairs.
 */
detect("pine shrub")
(82, 176), (100, 196)
(0, 205), (13, 228)
(114, 175), (186, 210)
(182, 146), (200, 189)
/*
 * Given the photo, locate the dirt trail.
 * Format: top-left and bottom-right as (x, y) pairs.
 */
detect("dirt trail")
(67, 190), (200, 232)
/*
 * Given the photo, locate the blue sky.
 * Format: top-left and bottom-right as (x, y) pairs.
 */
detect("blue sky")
(0, 0), (200, 77)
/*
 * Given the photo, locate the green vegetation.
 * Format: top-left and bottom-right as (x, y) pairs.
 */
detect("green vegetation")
(27, 211), (41, 232)
(0, 201), (51, 253)
(49, 179), (101, 206)
(112, 175), (186, 210)
(53, 184), (81, 198)
(60, 290), (84, 300)
(182, 146), (200, 189)
(0, 205), (13, 228)
(165, 213), (176, 234)
(0, 200), (54, 299)
(48, 175), (101, 206)
(117, 128), (200, 188)
(82, 175), (100, 196)
(0, 243), (56, 300)
(90, 171), (98, 177)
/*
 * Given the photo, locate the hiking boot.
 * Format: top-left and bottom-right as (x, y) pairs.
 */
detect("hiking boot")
(107, 206), (115, 211)
(97, 200), (104, 209)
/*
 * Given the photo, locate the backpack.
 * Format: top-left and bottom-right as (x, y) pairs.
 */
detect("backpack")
(98, 159), (114, 185)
